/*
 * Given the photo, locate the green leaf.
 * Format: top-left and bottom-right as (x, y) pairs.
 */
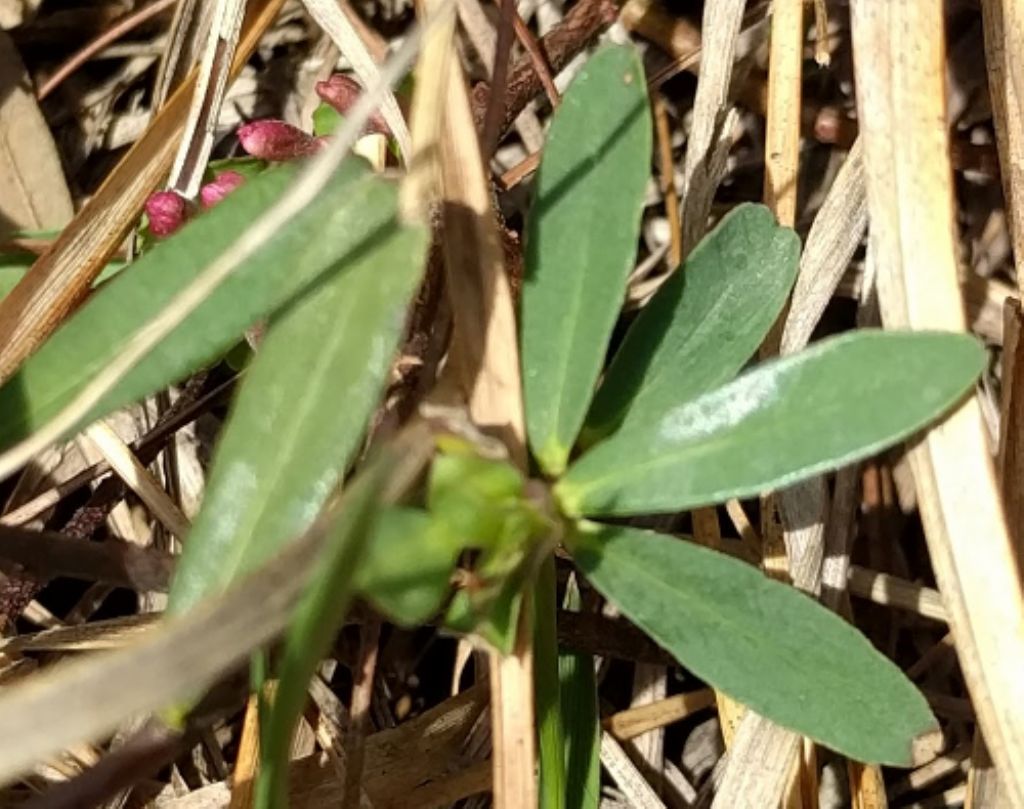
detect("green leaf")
(572, 523), (936, 765)
(312, 102), (343, 137)
(428, 445), (529, 549)
(446, 578), (524, 654)
(521, 44), (652, 476)
(0, 253), (125, 301)
(0, 160), (394, 451)
(205, 156), (267, 181)
(255, 450), (391, 809)
(558, 330), (985, 516)
(582, 204), (799, 445)
(433, 449), (552, 653)
(167, 206), (426, 613)
(0, 255), (31, 301)
(559, 574), (600, 809)
(356, 507), (459, 625)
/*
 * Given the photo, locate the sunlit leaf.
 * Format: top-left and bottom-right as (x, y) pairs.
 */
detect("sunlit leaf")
(582, 204), (799, 444)
(572, 522), (936, 764)
(168, 200), (426, 613)
(558, 330), (985, 516)
(521, 44), (652, 475)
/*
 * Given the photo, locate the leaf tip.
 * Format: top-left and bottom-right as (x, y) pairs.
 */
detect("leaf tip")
(908, 723), (944, 768)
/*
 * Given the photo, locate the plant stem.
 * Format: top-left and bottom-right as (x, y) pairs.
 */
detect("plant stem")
(534, 553), (566, 809)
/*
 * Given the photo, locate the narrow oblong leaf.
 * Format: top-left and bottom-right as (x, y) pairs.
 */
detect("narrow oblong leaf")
(582, 204), (799, 444)
(521, 44), (652, 475)
(559, 574), (600, 809)
(0, 160), (392, 450)
(572, 523), (937, 765)
(168, 210), (426, 613)
(558, 330), (985, 516)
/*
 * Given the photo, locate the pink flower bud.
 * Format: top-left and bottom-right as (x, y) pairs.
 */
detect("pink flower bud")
(315, 74), (392, 137)
(144, 190), (189, 237)
(237, 119), (324, 161)
(200, 170), (245, 209)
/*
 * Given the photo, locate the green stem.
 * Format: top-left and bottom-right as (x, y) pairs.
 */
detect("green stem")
(534, 553), (566, 809)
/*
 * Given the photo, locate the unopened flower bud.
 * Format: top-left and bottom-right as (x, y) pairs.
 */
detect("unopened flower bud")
(237, 119), (324, 160)
(144, 190), (188, 237)
(200, 170), (245, 208)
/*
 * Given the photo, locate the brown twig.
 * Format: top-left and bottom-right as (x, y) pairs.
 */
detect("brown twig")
(505, 0), (560, 111)
(480, 0), (516, 159)
(342, 618), (381, 809)
(37, 0), (178, 101)
(0, 525), (175, 592)
(470, 0), (618, 140)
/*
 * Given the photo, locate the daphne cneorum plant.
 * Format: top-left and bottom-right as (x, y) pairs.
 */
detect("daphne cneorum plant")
(0, 45), (984, 808)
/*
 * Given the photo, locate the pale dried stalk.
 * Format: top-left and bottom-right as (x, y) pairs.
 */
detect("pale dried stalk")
(678, 0), (745, 256)
(846, 566), (948, 623)
(726, 1), (816, 804)
(408, 0), (532, 804)
(847, 761), (887, 809)
(604, 689), (715, 740)
(0, 0), (286, 384)
(781, 137), (867, 354)
(168, 0), (246, 197)
(600, 732), (667, 809)
(710, 720), (800, 809)
(84, 421), (191, 540)
(228, 692), (263, 809)
(850, 2), (1024, 806)
(972, 5), (1024, 802)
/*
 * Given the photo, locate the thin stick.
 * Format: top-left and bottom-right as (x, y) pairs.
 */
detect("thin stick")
(37, 0), (179, 100)
(504, 0), (560, 110)
(652, 93), (681, 268)
(83, 422), (191, 540)
(342, 619), (380, 809)
(480, 0), (516, 158)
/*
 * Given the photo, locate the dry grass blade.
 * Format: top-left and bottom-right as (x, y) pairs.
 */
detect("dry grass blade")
(168, 0), (247, 197)
(0, 20), (429, 483)
(0, 0), (286, 384)
(850, 1), (1024, 805)
(781, 137), (866, 354)
(600, 732), (667, 809)
(678, 0), (744, 256)
(406, 0), (531, 803)
(846, 566), (948, 623)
